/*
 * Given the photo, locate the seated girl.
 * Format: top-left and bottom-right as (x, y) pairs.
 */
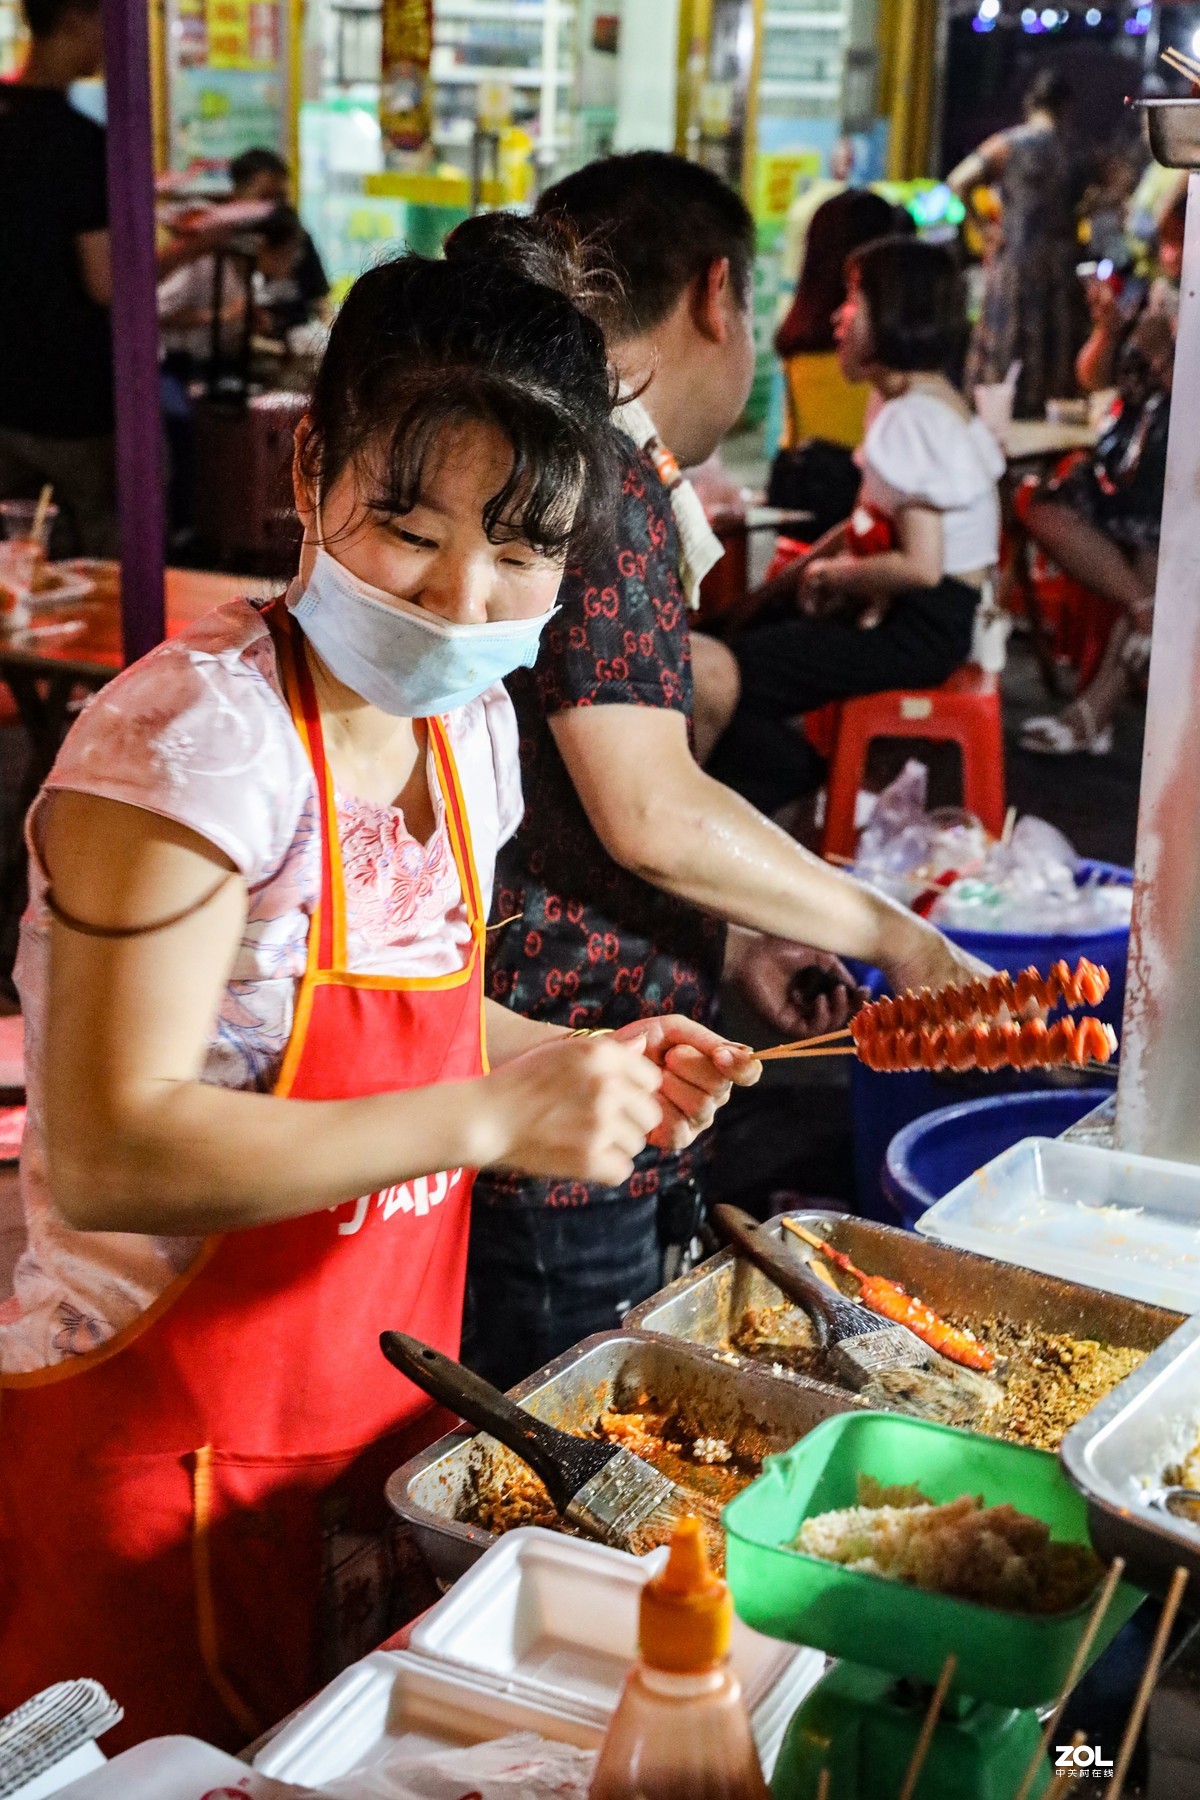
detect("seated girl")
(700, 237), (1004, 817)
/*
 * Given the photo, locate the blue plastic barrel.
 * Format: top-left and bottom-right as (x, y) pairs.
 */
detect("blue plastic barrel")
(883, 1089), (1105, 1229)
(850, 859), (1131, 1220)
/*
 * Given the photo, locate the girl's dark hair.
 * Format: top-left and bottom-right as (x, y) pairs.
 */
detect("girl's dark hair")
(847, 236), (965, 374)
(775, 189), (909, 358)
(300, 212), (620, 558)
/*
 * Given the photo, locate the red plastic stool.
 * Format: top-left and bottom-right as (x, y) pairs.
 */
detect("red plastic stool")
(816, 666), (1007, 860)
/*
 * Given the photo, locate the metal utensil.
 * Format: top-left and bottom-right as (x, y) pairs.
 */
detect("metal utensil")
(0, 1680), (122, 1799)
(380, 1330), (705, 1554)
(711, 1205), (1003, 1429)
(386, 1329), (860, 1583)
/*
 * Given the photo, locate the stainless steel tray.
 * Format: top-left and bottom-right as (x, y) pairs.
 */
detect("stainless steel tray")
(1062, 1315), (1200, 1602)
(1141, 99), (1200, 170)
(625, 1210), (1183, 1372)
(386, 1330), (860, 1586)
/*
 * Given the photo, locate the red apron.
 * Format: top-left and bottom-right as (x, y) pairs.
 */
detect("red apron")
(0, 607), (485, 1749)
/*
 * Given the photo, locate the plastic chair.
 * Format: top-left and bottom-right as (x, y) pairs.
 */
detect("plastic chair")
(815, 666), (1007, 860)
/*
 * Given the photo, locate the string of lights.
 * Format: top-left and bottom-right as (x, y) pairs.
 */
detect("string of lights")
(967, 1), (1153, 34)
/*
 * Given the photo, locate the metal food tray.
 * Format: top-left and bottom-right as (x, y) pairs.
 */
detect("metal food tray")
(1141, 99), (1200, 171)
(625, 1209), (1183, 1388)
(1062, 1315), (1200, 1603)
(386, 1330), (861, 1586)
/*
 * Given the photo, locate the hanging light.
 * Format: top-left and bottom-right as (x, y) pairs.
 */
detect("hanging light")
(1040, 6), (1058, 24)
(1085, 6), (1102, 21)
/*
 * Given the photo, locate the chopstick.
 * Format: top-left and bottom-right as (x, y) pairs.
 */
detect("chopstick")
(1104, 1564), (1189, 1800)
(896, 1652), (956, 1800)
(1012, 1556), (1126, 1800)
(1161, 45), (1200, 83)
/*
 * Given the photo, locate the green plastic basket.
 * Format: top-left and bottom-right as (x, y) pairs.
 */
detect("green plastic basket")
(723, 1412), (1143, 1709)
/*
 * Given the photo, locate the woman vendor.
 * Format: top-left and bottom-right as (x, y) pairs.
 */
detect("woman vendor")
(0, 215), (756, 1749)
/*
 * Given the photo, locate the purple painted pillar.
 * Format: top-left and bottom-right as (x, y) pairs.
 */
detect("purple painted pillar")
(101, 0), (165, 663)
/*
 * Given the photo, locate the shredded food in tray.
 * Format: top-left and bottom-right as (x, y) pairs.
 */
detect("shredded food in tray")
(947, 1316), (1147, 1452)
(792, 1475), (1103, 1615)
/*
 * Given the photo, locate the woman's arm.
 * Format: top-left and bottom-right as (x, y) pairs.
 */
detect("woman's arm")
(804, 506), (944, 604)
(41, 794), (671, 1234)
(947, 133), (1010, 201)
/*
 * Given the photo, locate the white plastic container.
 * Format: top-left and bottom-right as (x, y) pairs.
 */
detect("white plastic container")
(917, 1136), (1200, 1311)
(52, 1736), (316, 1797)
(255, 1530), (823, 1790)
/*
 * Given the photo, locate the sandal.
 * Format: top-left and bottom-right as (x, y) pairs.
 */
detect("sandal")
(1019, 699), (1113, 757)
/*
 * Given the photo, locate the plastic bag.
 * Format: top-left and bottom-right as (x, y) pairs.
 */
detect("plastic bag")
(324, 1731), (595, 1800)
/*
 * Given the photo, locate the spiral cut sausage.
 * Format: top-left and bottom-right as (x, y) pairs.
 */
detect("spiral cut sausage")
(852, 1013), (1118, 1074)
(856, 957), (1109, 1039)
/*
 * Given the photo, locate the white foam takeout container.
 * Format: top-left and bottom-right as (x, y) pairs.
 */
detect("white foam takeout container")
(254, 1528), (823, 1789)
(917, 1137), (1200, 1313)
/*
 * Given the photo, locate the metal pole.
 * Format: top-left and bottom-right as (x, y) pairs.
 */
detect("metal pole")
(1117, 172), (1200, 1159)
(101, 0), (166, 664)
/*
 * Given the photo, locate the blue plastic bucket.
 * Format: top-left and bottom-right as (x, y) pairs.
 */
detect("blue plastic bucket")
(883, 1089), (1105, 1229)
(850, 859), (1131, 1219)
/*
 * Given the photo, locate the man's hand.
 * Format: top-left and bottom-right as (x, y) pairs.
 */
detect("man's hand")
(730, 934), (868, 1039)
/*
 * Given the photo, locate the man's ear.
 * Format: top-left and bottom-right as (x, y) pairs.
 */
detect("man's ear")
(688, 257), (733, 345)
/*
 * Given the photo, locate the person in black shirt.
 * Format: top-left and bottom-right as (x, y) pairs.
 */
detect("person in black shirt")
(0, 0), (233, 555)
(466, 152), (989, 1391)
(0, 0), (115, 553)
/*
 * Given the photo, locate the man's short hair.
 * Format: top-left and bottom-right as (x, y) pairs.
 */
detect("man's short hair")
(229, 146), (290, 190)
(537, 151), (755, 342)
(22, 0), (99, 39)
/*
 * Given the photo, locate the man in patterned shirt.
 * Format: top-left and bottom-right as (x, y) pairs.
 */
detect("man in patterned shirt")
(467, 153), (981, 1389)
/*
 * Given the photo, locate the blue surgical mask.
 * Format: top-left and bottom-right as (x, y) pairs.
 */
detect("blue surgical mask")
(69, 79), (107, 126)
(288, 531), (557, 718)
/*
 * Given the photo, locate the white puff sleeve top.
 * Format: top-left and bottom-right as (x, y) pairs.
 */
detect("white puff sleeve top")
(856, 390), (1006, 577)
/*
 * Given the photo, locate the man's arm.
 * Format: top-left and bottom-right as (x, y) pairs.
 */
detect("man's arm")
(549, 703), (984, 997)
(76, 221), (243, 309)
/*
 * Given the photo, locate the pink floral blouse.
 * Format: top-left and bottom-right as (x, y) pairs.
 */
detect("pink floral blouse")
(0, 600), (522, 1372)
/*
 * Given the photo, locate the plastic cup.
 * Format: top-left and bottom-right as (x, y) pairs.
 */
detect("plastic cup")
(0, 500), (57, 629)
(973, 382), (1013, 445)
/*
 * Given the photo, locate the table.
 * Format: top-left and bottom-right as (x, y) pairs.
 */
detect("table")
(0, 563), (272, 969)
(1002, 419), (1097, 464)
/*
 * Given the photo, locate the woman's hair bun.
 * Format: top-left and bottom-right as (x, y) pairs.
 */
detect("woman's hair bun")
(444, 210), (612, 320)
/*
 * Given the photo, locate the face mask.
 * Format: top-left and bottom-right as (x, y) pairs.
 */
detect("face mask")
(289, 526), (558, 717)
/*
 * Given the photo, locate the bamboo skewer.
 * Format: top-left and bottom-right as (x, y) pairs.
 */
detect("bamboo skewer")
(757, 1024), (854, 1057)
(1104, 1565), (1189, 1800)
(757, 1042), (858, 1062)
(1038, 1731), (1086, 1800)
(815, 1769), (830, 1800)
(1012, 1557), (1127, 1800)
(896, 1653), (957, 1800)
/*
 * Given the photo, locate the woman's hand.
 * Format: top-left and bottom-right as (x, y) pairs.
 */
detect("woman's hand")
(878, 918), (993, 1000)
(798, 558), (852, 617)
(478, 1033), (666, 1186)
(611, 1016), (760, 1152)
